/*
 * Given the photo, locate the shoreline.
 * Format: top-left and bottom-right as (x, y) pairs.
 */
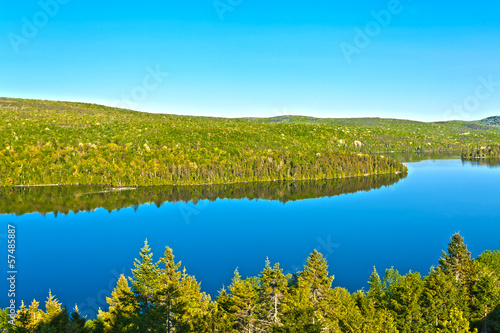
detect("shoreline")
(5, 170), (406, 189)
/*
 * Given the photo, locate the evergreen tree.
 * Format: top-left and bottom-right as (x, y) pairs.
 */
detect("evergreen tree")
(353, 292), (399, 333)
(2, 235), (499, 332)
(0, 308), (16, 333)
(387, 271), (425, 332)
(468, 261), (500, 333)
(421, 267), (468, 331)
(477, 250), (500, 276)
(257, 258), (291, 330)
(155, 246), (182, 332)
(282, 250), (334, 331)
(101, 274), (138, 332)
(227, 269), (260, 333)
(65, 305), (87, 332)
(44, 290), (63, 323)
(175, 268), (209, 332)
(130, 240), (160, 332)
(14, 301), (31, 332)
(323, 287), (361, 332)
(299, 250), (334, 311)
(367, 266), (386, 308)
(280, 285), (320, 333)
(214, 287), (237, 332)
(439, 233), (472, 283)
(85, 317), (106, 333)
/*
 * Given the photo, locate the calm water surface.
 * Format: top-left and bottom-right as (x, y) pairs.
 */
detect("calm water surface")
(1, 159), (499, 318)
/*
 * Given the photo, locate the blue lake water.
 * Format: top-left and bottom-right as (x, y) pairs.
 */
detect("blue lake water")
(1, 158), (499, 318)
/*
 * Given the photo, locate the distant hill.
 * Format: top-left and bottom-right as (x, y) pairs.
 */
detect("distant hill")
(478, 116), (500, 126)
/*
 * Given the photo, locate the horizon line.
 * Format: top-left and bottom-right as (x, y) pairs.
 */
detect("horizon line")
(1, 96), (497, 124)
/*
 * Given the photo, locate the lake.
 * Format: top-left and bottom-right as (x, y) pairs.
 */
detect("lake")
(1, 158), (499, 318)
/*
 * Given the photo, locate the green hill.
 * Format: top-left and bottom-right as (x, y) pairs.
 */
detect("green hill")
(478, 116), (500, 126)
(0, 98), (407, 186)
(1, 98), (499, 186)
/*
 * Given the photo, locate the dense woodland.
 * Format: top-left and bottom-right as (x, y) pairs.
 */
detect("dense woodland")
(2, 98), (500, 186)
(461, 146), (500, 159)
(1, 234), (499, 332)
(0, 173), (405, 216)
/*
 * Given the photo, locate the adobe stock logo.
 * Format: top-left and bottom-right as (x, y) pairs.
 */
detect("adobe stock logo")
(213, 0), (243, 20)
(339, 0), (412, 64)
(111, 65), (168, 110)
(443, 75), (500, 121)
(7, 0), (71, 54)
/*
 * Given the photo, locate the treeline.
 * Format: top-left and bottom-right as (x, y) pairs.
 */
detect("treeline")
(461, 146), (500, 159)
(2, 234), (499, 332)
(0, 173), (405, 216)
(0, 143), (406, 186)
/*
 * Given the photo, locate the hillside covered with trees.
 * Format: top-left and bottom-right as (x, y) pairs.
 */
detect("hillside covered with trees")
(1, 233), (499, 332)
(0, 98), (412, 187)
(1, 98), (499, 187)
(479, 116), (500, 126)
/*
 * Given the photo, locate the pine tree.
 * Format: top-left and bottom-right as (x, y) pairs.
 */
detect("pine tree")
(322, 287), (363, 332)
(155, 246), (182, 332)
(367, 266), (386, 308)
(421, 267), (468, 331)
(130, 239), (160, 332)
(84, 317), (106, 333)
(228, 269), (260, 333)
(176, 271), (210, 332)
(44, 290), (62, 322)
(281, 278), (319, 332)
(477, 250), (500, 276)
(214, 287), (237, 332)
(70, 305), (87, 329)
(281, 251), (334, 332)
(387, 271), (425, 332)
(439, 233), (472, 283)
(24, 299), (43, 330)
(102, 274), (138, 332)
(298, 250), (334, 325)
(14, 301), (31, 332)
(257, 258), (291, 330)
(469, 261), (500, 333)
(353, 291), (398, 333)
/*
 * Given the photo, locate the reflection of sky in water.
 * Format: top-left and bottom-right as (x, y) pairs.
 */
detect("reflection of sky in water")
(1, 159), (499, 318)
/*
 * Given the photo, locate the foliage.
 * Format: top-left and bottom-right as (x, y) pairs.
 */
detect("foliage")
(479, 116), (500, 126)
(462, 146), (500, 159)
(2, 233), (500, 332)
(0, 98), (412, 187)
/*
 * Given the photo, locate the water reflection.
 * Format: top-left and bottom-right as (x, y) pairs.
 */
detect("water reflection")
(462, 158), (500, 168)
(377, 151), (460, 163)
(0, 173), (406, 216)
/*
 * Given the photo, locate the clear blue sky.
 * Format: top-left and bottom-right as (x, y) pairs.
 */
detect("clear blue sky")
(1, 0), (500, 121)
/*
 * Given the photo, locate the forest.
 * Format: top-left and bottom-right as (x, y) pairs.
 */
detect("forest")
(1, 233), (499, 332)
(0, 173), (405, 216)
(2, 98), (500, 187)
(461, 146), (500, 159)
